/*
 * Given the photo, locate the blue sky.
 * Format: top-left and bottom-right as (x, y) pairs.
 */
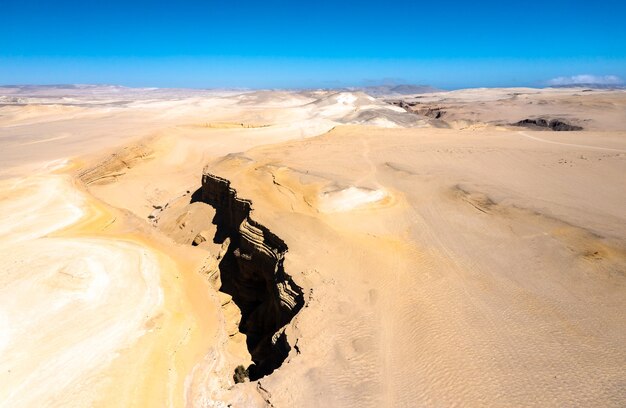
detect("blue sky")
(1, 0), (625, 88)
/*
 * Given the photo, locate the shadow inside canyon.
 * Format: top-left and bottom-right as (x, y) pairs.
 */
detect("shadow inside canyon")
(190, 174), (304, 381)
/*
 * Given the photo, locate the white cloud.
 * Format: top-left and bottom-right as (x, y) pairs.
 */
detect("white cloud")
(547, 74), (623, 86)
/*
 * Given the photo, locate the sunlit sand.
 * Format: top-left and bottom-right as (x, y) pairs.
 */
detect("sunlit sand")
(1, 85), (625, 407)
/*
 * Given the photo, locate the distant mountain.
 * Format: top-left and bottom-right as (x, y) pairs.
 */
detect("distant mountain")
(0, 84), (132, 96)
(549, 84), (626, 90)
(350, 84), (441, 97)
(0, 84), (127, 90)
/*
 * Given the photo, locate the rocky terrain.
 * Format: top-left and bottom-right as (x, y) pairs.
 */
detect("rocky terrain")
(387, 87), (626, 131)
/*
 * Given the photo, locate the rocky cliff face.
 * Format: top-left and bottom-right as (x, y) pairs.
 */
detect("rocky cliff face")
(198, 171), (304, 380)
(513, 118), (583, 131)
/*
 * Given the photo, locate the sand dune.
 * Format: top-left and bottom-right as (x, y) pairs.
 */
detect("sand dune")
(0, 86), (624, 407)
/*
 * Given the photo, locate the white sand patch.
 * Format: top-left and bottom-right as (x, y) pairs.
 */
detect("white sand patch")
(0, 176), (84, 243)
(365, 117), (401, 128)
(386, 104), (409, 113)
(336, 93), (357, 105)
(0, 174), (163, 407)
(0, 238), (163, 407)
(314, 92), (359, 118)
(318, 186), (388, 213)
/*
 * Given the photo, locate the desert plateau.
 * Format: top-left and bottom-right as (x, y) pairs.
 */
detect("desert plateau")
(0, 84), (624, 407)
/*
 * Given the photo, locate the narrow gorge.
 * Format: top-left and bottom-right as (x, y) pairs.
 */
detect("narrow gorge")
(194, 170), (305, 381)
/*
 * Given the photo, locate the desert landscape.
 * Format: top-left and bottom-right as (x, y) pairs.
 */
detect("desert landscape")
(0, 85), (625, 407)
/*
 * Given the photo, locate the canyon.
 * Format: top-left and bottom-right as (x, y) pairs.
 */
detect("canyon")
(196, 172), (304, 380)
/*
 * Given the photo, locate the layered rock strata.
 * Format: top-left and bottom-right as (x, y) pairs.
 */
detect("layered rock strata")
(197, 170), (304, 380)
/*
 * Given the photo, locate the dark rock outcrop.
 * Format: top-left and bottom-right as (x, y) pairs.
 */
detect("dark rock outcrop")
(416, 106), (446, 119)
(513, 118), (583, 131)
(196, 171), (304, 380)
